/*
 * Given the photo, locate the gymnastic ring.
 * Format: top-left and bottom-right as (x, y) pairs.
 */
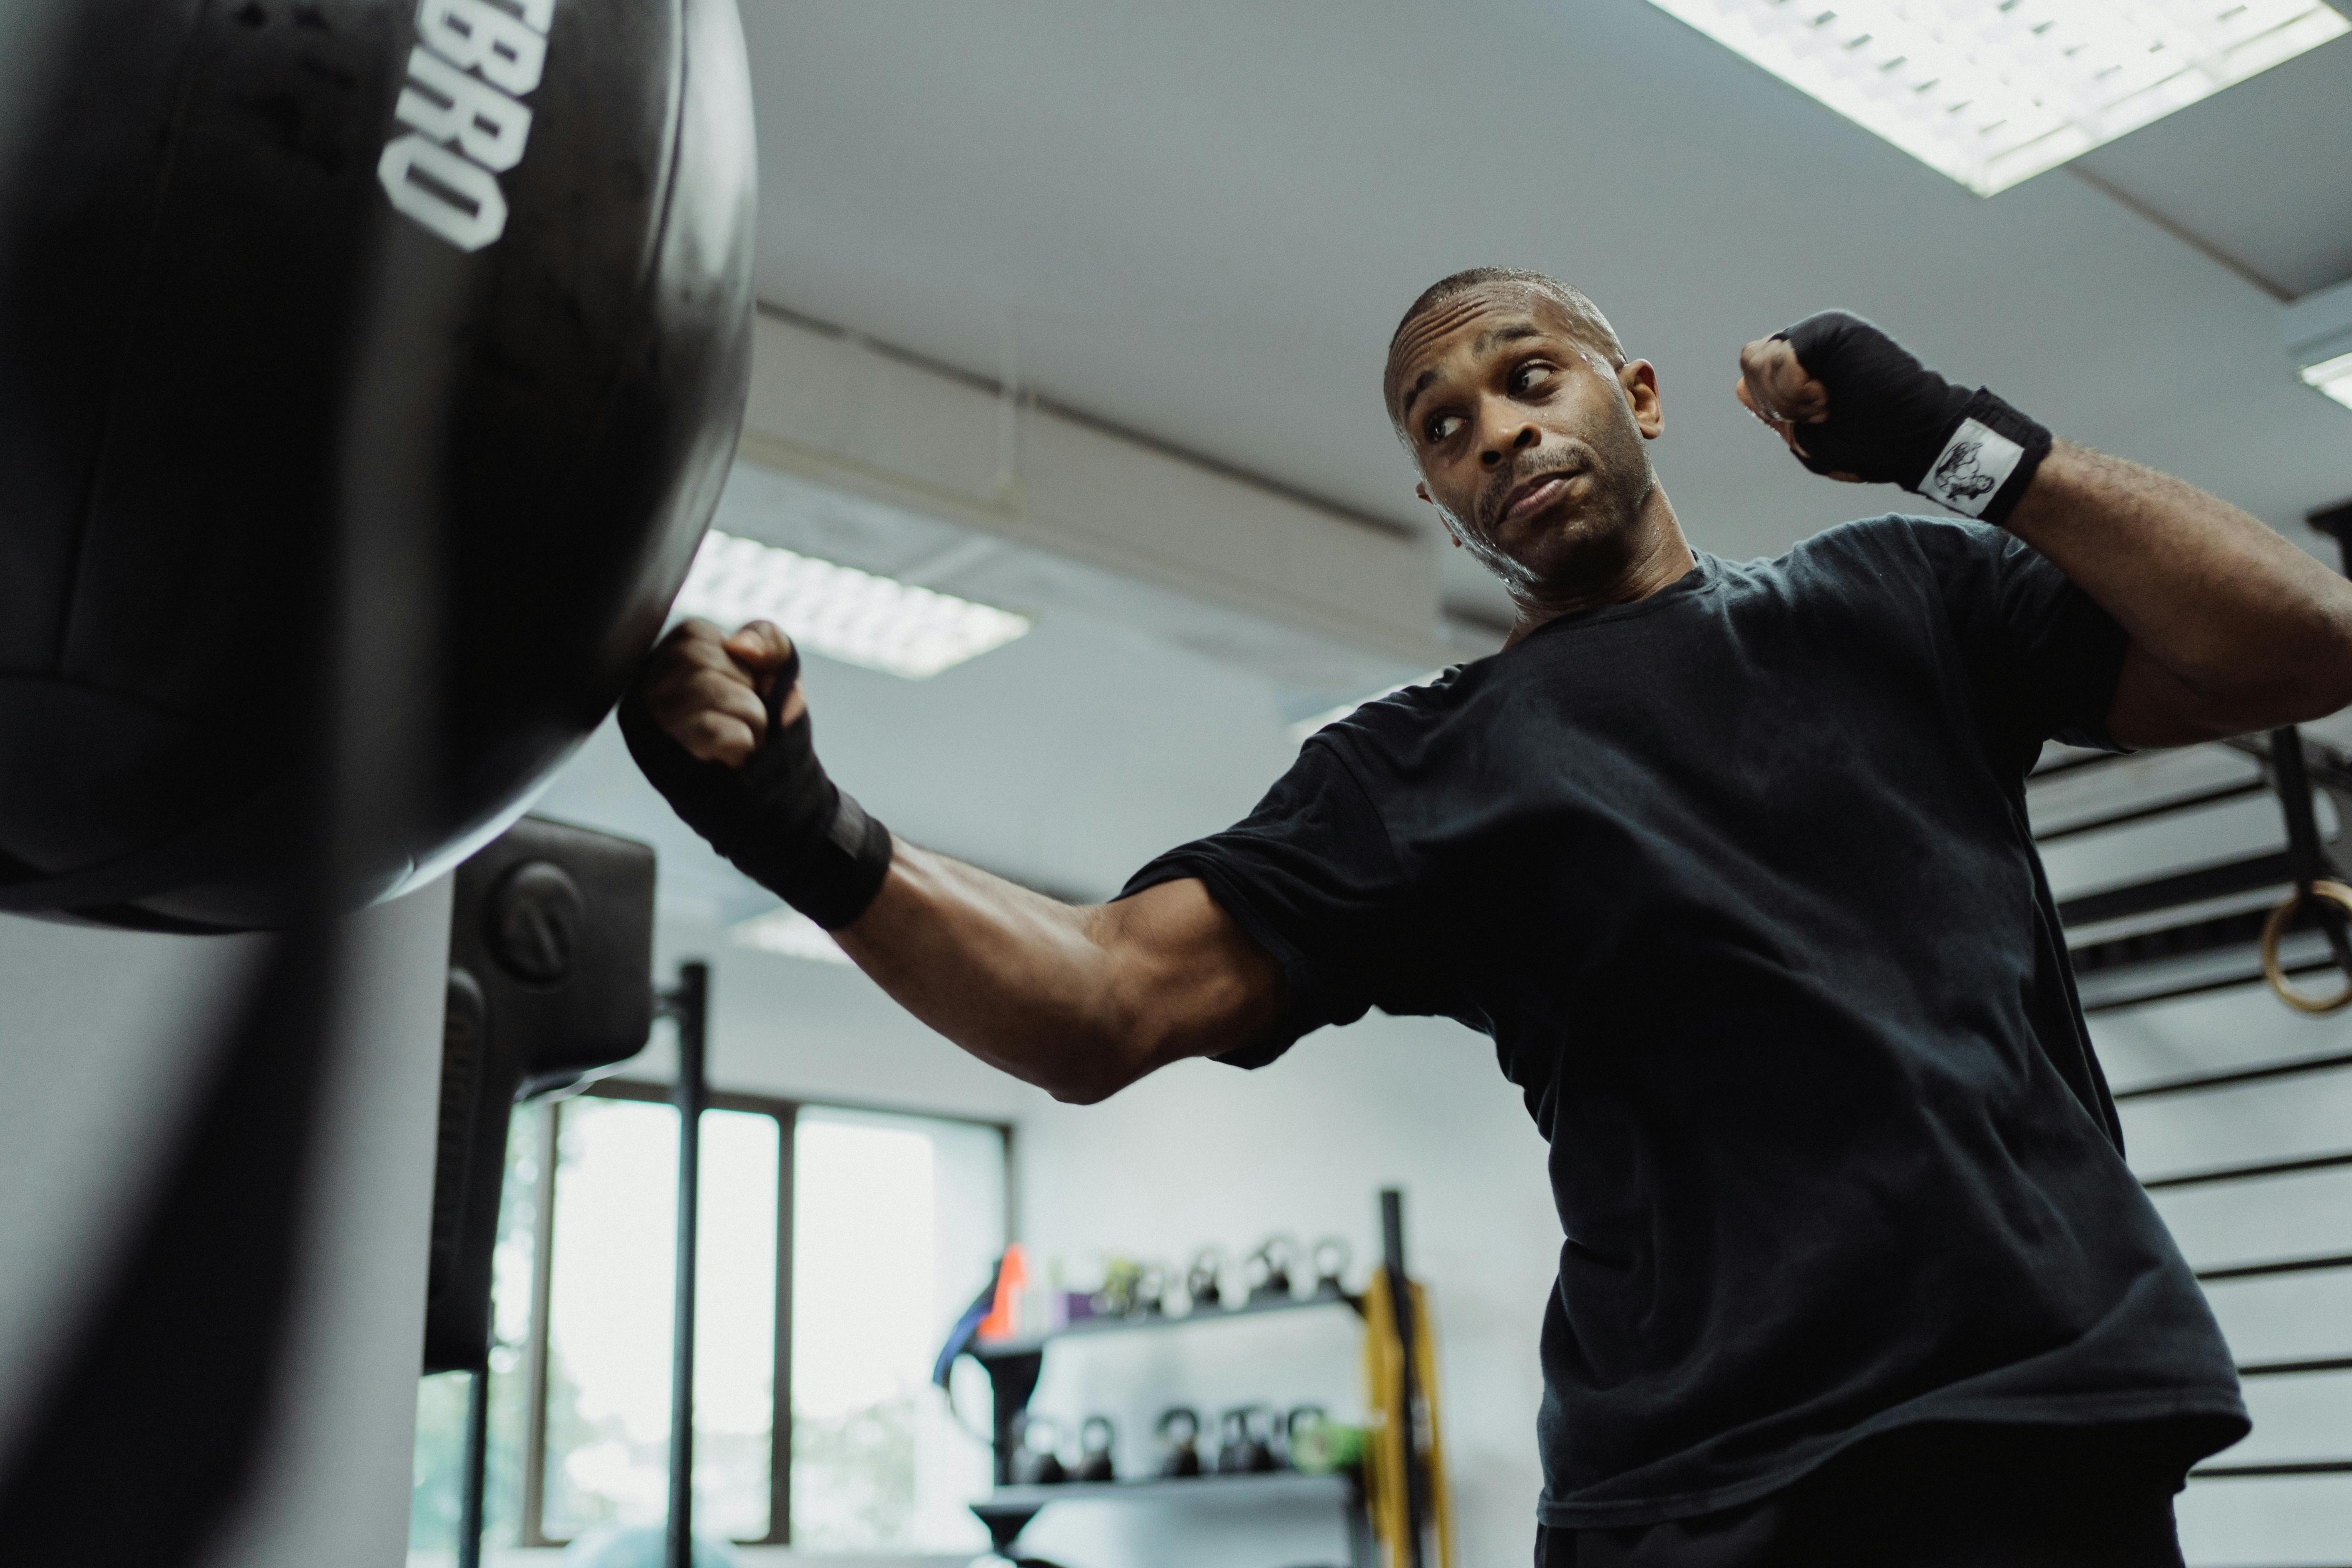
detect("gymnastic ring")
(2260, 880), (2352, 1015)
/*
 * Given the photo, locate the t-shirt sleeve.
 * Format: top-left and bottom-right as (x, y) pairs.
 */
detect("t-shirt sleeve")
(1116, 739), (1436, 1069)
(1897, 516), (2131, 767)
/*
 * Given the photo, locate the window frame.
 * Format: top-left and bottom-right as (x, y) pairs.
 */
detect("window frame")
(511, 1077), (1015, 1549)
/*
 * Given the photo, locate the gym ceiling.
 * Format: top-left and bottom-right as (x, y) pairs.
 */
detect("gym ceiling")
(547, 0), (2352, 916)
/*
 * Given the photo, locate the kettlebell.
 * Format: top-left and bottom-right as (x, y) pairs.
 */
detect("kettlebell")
(1185, 1246), (1227, 1312)
(1091, 1256), (1140, 1319)
(1310, 1237), (1353, 1299)
(1011, 1413), (1066, 1486)
(1156, 1405), (1203, 1478)
(1289, 1410), (1326, 1476)
(1076, 1415), (1116, 1483)
(1216, 1404), (1275, 1474)
(1286, 1403), (1366, 1476)
(1244, 1234), (1298, 1305)
(1245, 1405), (1283, 1472)
(1132, 1262), (1168, 1318)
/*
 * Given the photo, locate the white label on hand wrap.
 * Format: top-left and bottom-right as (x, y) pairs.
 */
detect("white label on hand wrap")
(1919, 418), (2024, 518)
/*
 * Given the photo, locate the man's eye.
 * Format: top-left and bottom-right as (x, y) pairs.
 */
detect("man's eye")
(1425, 413), (1464, 443)
(1512, 362), (1553, 394)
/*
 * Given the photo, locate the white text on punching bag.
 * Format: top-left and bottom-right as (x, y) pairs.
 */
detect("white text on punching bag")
(377, 0), (554, 251)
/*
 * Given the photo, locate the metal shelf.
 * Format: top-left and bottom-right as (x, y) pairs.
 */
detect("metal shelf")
(970, 1289), (1363, 1360)
(961, 1194), (1406, 1568)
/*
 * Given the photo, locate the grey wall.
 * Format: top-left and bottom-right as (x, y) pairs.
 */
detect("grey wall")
(204, 879), (454, 1568)
(0, 916), (266, 1482)
(0, 881), (453, 1568)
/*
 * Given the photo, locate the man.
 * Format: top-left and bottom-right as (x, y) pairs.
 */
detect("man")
(622, 270), (2352, 1565)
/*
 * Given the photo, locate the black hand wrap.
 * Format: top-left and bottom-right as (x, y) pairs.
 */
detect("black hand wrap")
(619, 643), (894, 930)
(1775, 310), (2052, 527)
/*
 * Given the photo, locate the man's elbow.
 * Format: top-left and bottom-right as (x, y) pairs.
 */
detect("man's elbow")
(1046, 1072), (1122, 1107)
(1038, 1024), (1155, 1106)
(1039, 998), (1221, 1105)
(2300, 675), (2352, 725)
(2276, 617), (2352, 722)
(2314, 626), (2352, 715)
(2190, 618), (2352, 731)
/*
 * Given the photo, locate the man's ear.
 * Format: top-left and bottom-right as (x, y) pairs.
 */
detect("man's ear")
(1621, 358), (1664, 441)
(1414, 482), (1464, 545)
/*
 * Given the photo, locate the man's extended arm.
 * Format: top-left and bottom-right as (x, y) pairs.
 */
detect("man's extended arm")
(626, 617), (1283, 1103)
(2000, 443), (2352, 748)
(1737, 327), (2352, 748)
(834, 847), (1283, 1103)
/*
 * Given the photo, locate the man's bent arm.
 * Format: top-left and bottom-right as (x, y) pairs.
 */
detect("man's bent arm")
(832, 847), (1286, 1105)
(2002, 442), (2352, 749)
(1734, 326), (2352, 748)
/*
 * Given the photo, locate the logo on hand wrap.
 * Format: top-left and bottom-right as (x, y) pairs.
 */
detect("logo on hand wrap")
(1919, 418), (2025, 519)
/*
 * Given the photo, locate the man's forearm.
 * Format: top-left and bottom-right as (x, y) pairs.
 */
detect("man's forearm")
(830, 843), (1280, 1104)
(2003, 440), (2352, 734)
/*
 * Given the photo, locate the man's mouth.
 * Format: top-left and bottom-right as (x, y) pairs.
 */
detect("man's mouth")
(1494, 467), (1582, 529)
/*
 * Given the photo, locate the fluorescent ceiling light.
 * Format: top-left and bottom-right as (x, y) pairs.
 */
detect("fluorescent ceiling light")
(731, 906), (854, 965)
(2302, 350), (2352, 412)
(2286, 277), (2352, 408)
(1642, 1), (2349, 195)
(674, 530), (1032, 680)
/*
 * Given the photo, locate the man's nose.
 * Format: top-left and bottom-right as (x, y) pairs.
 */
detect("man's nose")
(1479, 421), (1540, 468)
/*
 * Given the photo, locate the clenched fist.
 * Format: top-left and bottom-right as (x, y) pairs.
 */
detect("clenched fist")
(1728, 311), (2051, 525)
(620, 614), (895, 928)
(634, 616), (803, 767)
(1734, 334), (1844, 477)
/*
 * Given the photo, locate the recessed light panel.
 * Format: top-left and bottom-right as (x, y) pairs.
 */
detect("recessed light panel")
(673, 530), (1032, 680)
(2303, 350), (2352, 411)
(1644, 1), (2350, 195)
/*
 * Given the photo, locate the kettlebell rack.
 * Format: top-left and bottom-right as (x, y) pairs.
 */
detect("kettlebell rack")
(966, 1192), (1422, 1567)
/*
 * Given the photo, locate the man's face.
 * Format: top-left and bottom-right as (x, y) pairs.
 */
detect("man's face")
(1387, 285), (1664, 595)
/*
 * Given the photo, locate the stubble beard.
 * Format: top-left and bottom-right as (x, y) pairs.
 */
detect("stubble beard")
(1465, 426), (1656, 601)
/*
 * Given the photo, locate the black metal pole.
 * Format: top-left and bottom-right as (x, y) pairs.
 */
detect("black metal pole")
(2308, 500), (2351, 578)
(1380, 1188), (1427, 1568)
(457, 1366), (490, 1568)
(667, 961), (710, 1568)
(520, 1102), (559, 1546)
(2270, 729), (2352, 972)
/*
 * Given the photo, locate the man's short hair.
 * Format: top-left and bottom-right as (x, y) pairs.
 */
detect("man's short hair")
(1386, 268), (1627, 427)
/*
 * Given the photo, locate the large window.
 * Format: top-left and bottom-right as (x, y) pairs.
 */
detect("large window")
(409, 1083), (1009, 1559)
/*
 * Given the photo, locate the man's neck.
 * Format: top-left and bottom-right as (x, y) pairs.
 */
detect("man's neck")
(1503, 494), (1696, 647)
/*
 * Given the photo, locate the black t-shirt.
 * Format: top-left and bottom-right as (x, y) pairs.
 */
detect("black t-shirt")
(1120, 516), (2247, 1528)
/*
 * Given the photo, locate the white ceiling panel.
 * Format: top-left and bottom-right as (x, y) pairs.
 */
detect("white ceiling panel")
(551, 2), (2352, 913)
(742, 1), (2352, 561)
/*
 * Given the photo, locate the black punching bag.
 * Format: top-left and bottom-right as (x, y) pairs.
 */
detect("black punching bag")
(0, 0), (756, 932)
